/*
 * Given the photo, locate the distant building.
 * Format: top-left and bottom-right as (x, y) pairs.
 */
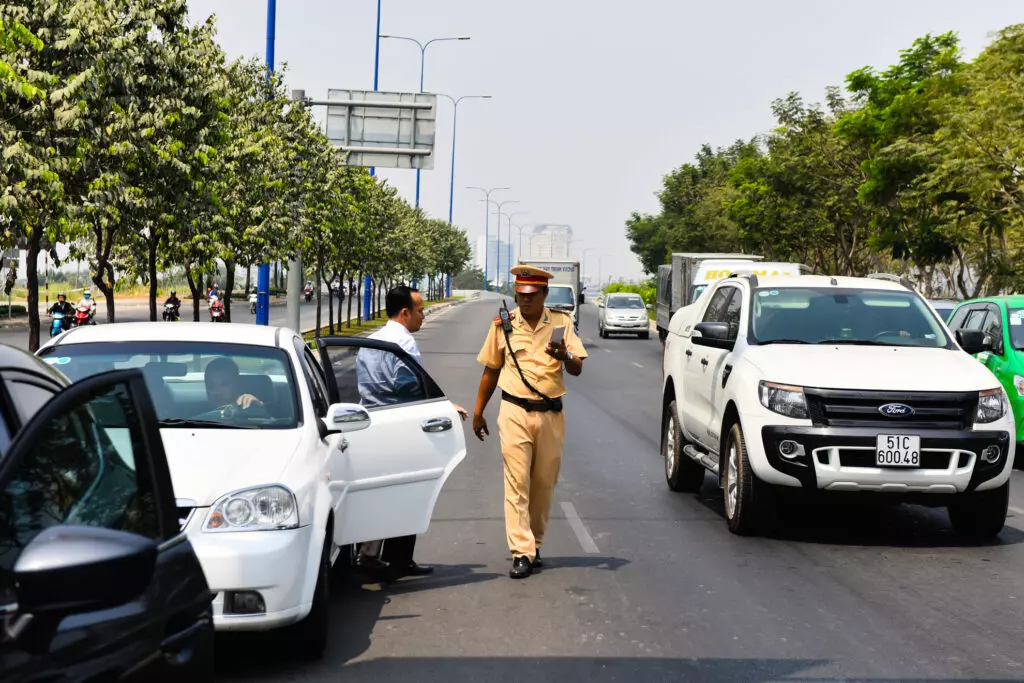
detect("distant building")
(527, 224), (573, 259)
(473, 235), (514, 287)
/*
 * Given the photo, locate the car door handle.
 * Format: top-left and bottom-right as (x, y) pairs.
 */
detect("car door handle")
(685, 349), (693, 357)
(700, 358), (709, 367)
(339, 437), (349, 452)
(422, 417), (453, 432)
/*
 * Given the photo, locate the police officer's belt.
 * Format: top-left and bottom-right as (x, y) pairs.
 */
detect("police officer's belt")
(502, 391), (563, 413)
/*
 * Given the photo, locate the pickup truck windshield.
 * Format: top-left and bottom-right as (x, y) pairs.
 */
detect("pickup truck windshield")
(751, 288), (950, 348)
(1009, 308), (1024, 350)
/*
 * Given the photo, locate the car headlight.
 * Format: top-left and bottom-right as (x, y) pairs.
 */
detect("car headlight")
(758, 381), (809, 419)
(203, 485), (299, 532)
(975, 388), (1008, 424)
(1014, 375), (1024, 397)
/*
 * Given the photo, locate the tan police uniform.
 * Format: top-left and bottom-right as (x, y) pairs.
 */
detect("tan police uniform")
(476, 274), (588, 564)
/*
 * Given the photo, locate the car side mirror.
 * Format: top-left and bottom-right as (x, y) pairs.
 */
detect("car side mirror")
(326, 402), (372, 433)
(693, 321), (733, 348)
(597, 302), (604, 308)
(646, 304), (652, 310)
(14, 526), (157, 618)
(956, 329), (988, 355)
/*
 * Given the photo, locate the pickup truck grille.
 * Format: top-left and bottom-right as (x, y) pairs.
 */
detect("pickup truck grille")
(804, 389), (978, 430)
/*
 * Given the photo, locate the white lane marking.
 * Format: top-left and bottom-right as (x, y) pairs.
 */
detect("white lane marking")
(632, 362), (643, 369)
(604, 349), (612, 353)
(561, 502), (600, 554)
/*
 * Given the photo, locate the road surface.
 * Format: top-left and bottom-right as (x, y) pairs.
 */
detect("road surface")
(212, 296), (1024, 682)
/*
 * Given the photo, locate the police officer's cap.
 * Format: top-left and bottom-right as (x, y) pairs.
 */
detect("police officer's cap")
(511, 265), (554, 294)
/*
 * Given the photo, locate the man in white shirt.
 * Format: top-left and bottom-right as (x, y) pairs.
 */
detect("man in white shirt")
(354, 285), (467, 579)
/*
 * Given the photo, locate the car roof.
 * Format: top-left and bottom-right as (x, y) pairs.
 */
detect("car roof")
(41, 322), (290, 350)
(0, 343), (70, 385)
(607, 292), (642, 297)
(956, 295), (1024, 307)
(738, 274), (909, 292)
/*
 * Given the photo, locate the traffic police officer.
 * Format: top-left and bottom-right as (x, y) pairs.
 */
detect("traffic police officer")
(472, 265), (587, 579)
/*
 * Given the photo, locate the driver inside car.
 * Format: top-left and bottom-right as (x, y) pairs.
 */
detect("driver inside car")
(203, 357), (263, 411)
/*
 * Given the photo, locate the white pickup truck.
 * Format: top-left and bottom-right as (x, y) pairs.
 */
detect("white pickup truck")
(659, 272), (1015, 539)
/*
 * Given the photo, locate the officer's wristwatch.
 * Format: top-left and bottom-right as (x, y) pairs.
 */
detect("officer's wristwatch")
(565, 351), (574, 363)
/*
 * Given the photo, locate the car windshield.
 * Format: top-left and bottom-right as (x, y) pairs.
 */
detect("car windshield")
(608, 296), (644, 309)
(751, 287), (950, 348)
(1009, 308), (1024, 350)
(37, 342), (299, 429)
(546, 286), (574, 307)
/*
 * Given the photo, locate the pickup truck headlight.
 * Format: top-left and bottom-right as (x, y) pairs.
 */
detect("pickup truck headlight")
(975, 388), (1008, 424)
(758, 381), (809, 419)
(203, 485), (299, 532)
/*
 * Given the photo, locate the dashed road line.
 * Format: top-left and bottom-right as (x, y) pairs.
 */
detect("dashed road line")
(561, 502), (600, 554)
(632, 362), (643, 369)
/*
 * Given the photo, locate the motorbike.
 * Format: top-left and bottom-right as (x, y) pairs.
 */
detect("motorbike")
(249, 293), (257, 314)
(162, 302), (180, 321)
(210, 300), (225, 322)
(73, 304), (94, 327)
(304, 287), (313, 303)
(49, 311), (66, 337)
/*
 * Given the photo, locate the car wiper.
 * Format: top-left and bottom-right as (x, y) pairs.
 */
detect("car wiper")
(157, 418), (256, 429)
(756, 339), (811, 345)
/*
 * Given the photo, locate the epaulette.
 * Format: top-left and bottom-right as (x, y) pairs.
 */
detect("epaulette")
(493, 312), (515, 325)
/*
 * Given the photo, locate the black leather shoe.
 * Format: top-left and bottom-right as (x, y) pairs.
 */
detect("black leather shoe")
(401, 562), (434, 577)
(355, 555), (390, 572)
(509, 556), (532, 579)
(533, 550), (543, 568)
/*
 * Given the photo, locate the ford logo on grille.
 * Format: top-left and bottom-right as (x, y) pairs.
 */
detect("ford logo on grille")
(878, 403), (915, 417)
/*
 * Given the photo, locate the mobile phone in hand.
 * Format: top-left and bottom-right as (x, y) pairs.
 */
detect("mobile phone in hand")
(550, 326), (565, 346)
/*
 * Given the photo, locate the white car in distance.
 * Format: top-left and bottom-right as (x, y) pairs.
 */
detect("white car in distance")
(660, 273), (1015, 539)
(37, 323), (467, 658)
(598, 292), (651, 339)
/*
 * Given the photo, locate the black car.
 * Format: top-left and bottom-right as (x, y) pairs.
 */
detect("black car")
(0, 345), (214, 682)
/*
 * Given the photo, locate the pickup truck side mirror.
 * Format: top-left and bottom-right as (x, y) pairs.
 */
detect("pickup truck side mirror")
(693, 321), (733, 349)
(646, 304), (652, 310)
(956, 329), (989, 355)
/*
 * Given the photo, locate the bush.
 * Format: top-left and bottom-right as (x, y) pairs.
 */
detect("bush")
(604, 280), (655, 305)
(0, 304), (27, 317)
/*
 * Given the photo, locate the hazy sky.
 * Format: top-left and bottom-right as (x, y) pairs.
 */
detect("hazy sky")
(187, 1), (1022, 282)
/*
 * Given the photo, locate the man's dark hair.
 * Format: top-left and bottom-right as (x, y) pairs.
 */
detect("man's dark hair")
(386, 285), (420, 318)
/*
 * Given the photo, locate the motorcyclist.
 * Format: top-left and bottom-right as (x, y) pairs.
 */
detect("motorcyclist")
(75, 290), (96, 323)
(304, 281), (313, 300)
(48, 293), (74, 331)
(165, 289), (181, 318)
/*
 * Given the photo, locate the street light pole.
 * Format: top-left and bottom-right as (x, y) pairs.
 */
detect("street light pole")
(256, 0), (277, 326)
(437, 94), (490, 224)
(467, 186), (508, 291)
(380, 34), (470, 209)
(498, 211), (528, 294)
(363, 0), (383, 324)
(486, 199), (518, 293)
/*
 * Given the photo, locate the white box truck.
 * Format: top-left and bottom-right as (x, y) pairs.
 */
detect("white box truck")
(655, 253), (764, 341)
(519, 258), (581, 327)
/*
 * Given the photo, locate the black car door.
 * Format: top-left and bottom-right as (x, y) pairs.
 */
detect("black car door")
(0, 370), (214, 683)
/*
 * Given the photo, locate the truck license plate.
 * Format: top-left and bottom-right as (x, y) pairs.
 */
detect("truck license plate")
(876, 435), (921, 467)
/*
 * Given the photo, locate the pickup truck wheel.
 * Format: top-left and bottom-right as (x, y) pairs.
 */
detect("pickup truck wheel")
(948, 483), (1008, 541)
(723, 422), (776, 536)
(664, 401), (705, 492)
(290, 537), (331, 659)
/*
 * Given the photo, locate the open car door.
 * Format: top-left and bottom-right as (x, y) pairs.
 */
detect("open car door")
(314, 337), (467, 547)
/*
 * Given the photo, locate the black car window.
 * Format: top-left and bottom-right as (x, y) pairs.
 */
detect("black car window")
(981, 306), (1004, 352)
(964, 307), (988, 331)
(722, 288), (743, 341)
(702, 287), (736, 324)
(0, 382), (161, 604)
(947, 305), (970, 331)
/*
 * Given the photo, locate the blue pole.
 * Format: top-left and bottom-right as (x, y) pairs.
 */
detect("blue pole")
(448, 102), (458, 224)
(256, 0), (276, 326)
(364, 0), (381, 322)
(507, 221), (512, 295)
(484, 202), (490, 292)
(414, 45), (425, 209)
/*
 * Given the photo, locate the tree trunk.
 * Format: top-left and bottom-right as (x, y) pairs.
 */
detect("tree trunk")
(347, 275), (354, 328)
(314, 261), (323, 337)
(324, 268), (337, 336)
(244, 264), (251, 295)
(224, 259), (235, 323)
(185, 264), (202, 322)
(148, 235), (158, 322)
(26, 236), (41, 353)
(357, 274), (363, 325)
(92, 223), (117, 323)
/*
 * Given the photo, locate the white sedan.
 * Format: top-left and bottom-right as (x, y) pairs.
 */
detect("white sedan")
(37, 322), (466, 659)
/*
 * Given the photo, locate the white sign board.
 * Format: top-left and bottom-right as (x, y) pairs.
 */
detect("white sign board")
(324, 89), (436, 170)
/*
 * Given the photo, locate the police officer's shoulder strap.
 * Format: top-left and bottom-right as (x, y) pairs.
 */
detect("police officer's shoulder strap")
(497, 302), (555, 407)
